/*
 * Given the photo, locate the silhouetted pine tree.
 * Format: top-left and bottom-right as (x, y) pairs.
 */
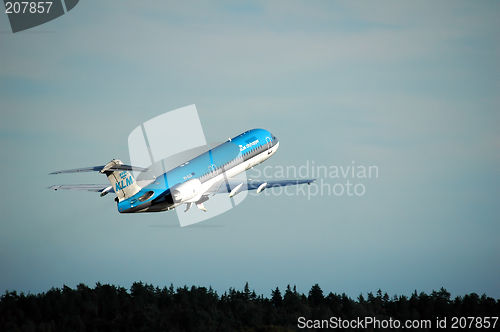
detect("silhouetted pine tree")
(1, 283), (498, 331)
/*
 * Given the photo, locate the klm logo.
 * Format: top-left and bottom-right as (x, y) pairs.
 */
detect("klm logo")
(115, 176), (133, 191)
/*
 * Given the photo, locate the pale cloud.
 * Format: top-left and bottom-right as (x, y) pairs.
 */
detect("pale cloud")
(3, 1), (496, 82)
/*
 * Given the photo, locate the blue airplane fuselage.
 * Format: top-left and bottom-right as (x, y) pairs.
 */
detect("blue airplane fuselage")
(117, 128), (279, 213)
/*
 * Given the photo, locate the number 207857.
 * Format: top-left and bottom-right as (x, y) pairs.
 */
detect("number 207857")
(5, 2), (53, 14)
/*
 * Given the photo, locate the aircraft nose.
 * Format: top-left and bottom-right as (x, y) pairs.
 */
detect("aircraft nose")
(270, 134), (279, 153)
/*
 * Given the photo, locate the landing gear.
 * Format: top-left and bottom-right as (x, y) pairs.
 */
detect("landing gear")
(197, 203), (208, 212)
(184, 202), (193, 213)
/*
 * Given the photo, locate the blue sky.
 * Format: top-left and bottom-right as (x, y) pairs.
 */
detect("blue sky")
(0, 1), (499, 299)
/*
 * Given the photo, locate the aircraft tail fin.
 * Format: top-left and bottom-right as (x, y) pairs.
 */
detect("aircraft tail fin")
(101, 159), (142, 201)
(49, 159), (150, 201)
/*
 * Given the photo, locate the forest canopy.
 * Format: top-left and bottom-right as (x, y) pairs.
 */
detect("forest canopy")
(1, 282), (498, 331)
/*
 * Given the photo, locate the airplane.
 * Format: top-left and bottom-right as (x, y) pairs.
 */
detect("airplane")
(48, 129), (315, 213)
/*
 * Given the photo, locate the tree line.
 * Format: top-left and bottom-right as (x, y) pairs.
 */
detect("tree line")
(1, 282), (498, 331)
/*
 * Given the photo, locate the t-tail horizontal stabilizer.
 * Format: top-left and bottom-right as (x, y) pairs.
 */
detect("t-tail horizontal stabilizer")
(48, 159), (150, 202)
(49, 162), (150, 174)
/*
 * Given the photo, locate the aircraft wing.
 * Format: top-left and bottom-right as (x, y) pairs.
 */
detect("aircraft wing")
(47, 184), (114, 192)
(206, 178), (316, 195)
